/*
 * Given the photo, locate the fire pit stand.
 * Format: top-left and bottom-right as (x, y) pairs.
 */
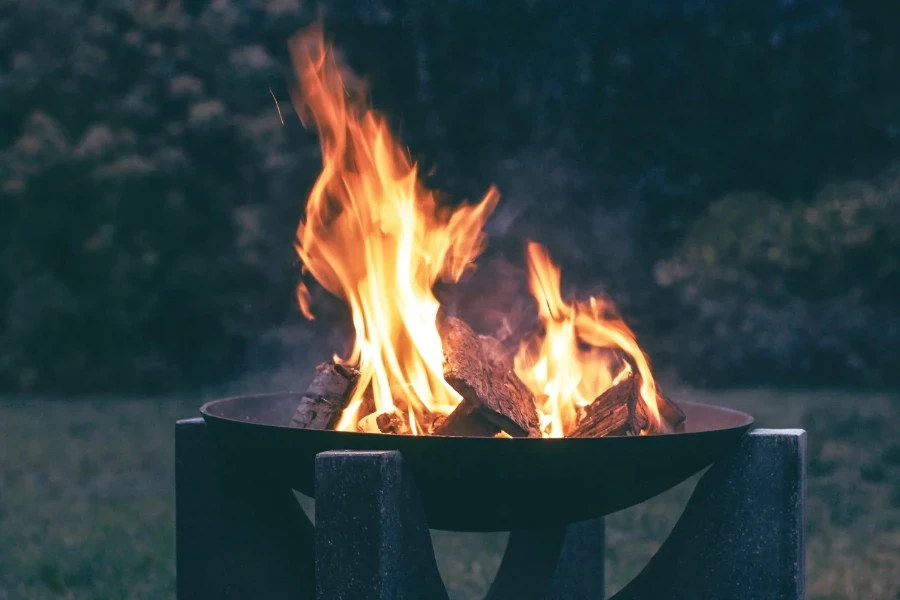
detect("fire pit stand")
(175, 419), (805, 599)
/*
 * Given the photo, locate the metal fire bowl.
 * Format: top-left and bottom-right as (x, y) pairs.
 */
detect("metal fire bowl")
(200, 393), (753, 532)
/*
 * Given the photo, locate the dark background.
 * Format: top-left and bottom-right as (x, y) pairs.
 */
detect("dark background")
(2, 0), (899, 393)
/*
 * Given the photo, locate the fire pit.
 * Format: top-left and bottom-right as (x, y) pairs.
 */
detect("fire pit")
(175, 26), (805, 599)
(175, 416), (804, 599)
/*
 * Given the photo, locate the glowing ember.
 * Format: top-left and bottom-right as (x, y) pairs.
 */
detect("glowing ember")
(290, 26), (666, 437)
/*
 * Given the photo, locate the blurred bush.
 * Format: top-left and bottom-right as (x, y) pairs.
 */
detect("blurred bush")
(655, 167), (900, 386)
(0, 0), (317, 391)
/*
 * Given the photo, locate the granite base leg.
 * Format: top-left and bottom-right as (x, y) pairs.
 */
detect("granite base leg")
(611, 429), (806, 600)
(315, 450), (449, 600)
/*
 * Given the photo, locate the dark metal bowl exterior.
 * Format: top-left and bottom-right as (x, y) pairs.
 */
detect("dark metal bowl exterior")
(200, 393), (753, 532)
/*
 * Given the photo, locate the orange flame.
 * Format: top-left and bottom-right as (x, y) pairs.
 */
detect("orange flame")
(514, 242), (661, 437)
(290, 26), (499, 432)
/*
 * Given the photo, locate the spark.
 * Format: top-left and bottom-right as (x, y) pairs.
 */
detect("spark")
(269, 88), (284, 125)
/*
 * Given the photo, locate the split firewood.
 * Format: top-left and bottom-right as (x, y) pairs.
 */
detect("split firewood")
(571, 369), (687, 437)
(438, 316), (541, 437)
(290, 362), (359, 430)
(620, 355), (687, 433)
(357, 409), (411, 434)
(628, 379), (685, 434)
(430, 401), (500, 437)
(569, 371), (643, 437)
(655, 388), (686, 433)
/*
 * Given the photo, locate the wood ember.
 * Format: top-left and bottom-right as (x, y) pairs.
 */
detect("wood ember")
(438, 316), (541, 437)
(290, 362), (360, 430)
(357, 409), (410, 435)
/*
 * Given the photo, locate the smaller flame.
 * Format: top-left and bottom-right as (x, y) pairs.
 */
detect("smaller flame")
(514, 242), (661, 437)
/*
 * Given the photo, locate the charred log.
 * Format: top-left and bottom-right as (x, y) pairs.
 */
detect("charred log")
(439, 316), (541, 438)
(569, 372), (642, 437)
(656, 388), (687, 433)
(430, 401), (500, 437)
(571, 370), (688, 437)
(290, 362), (359, 430)
(620, 355), (687, 433)
(630, 380), (686, 434)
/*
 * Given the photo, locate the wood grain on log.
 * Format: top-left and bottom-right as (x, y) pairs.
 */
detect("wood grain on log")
(569, 372), (640, 438)
(439, 316), (541, 437)
(290, 362), (359, 430)
(656, 388), (687, 433)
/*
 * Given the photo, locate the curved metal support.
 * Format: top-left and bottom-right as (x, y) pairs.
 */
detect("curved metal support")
(611, 429), (806, 600)
(485, 528), (567, 600)
(315, 451), (449, 600)
(175, 418), (315, 599)
(486, 518), (606, 600)
(545, 517), (606, 600)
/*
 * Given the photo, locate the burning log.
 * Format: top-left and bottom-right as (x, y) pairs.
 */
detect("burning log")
(438, 316), (541, 437)
(290, 362), (359, 430)
(656, 389), (687, 433)
(429, 403), (500, 437)
(570, 371), (687, 437)
(618, 353), (686, 434)
(569, 371), (644, 438)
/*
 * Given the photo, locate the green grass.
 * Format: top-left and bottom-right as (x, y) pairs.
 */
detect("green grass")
(1, 390), (898, 599)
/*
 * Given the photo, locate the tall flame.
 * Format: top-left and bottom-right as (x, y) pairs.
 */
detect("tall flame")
(514, 242), (661, 437)
(290, 26), (499, 432)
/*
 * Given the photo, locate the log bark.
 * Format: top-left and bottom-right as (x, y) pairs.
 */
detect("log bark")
(438, 316), (541, 437)
(630, 380), (686, 434)
(572, 370), (688, 437)
(569, 372), (642, 438)
(656, 389), (687, 433)
(430, 401), (500, 437)
(620, 355), (686, 434)
(290, 362), (359, 430)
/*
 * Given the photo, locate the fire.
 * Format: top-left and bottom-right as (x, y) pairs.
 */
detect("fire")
(290, 26), (662, 437)
(513, 242), (661, 437)
(290, 26), (499, 432)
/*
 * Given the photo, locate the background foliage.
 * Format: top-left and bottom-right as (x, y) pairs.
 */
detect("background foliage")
(1, 0), (898, 392)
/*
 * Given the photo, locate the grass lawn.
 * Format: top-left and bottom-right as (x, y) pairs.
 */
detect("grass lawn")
(1, 389), (898, 599)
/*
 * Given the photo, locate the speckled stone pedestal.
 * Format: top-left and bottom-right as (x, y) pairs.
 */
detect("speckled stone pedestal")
(175, 421), (804, 599)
